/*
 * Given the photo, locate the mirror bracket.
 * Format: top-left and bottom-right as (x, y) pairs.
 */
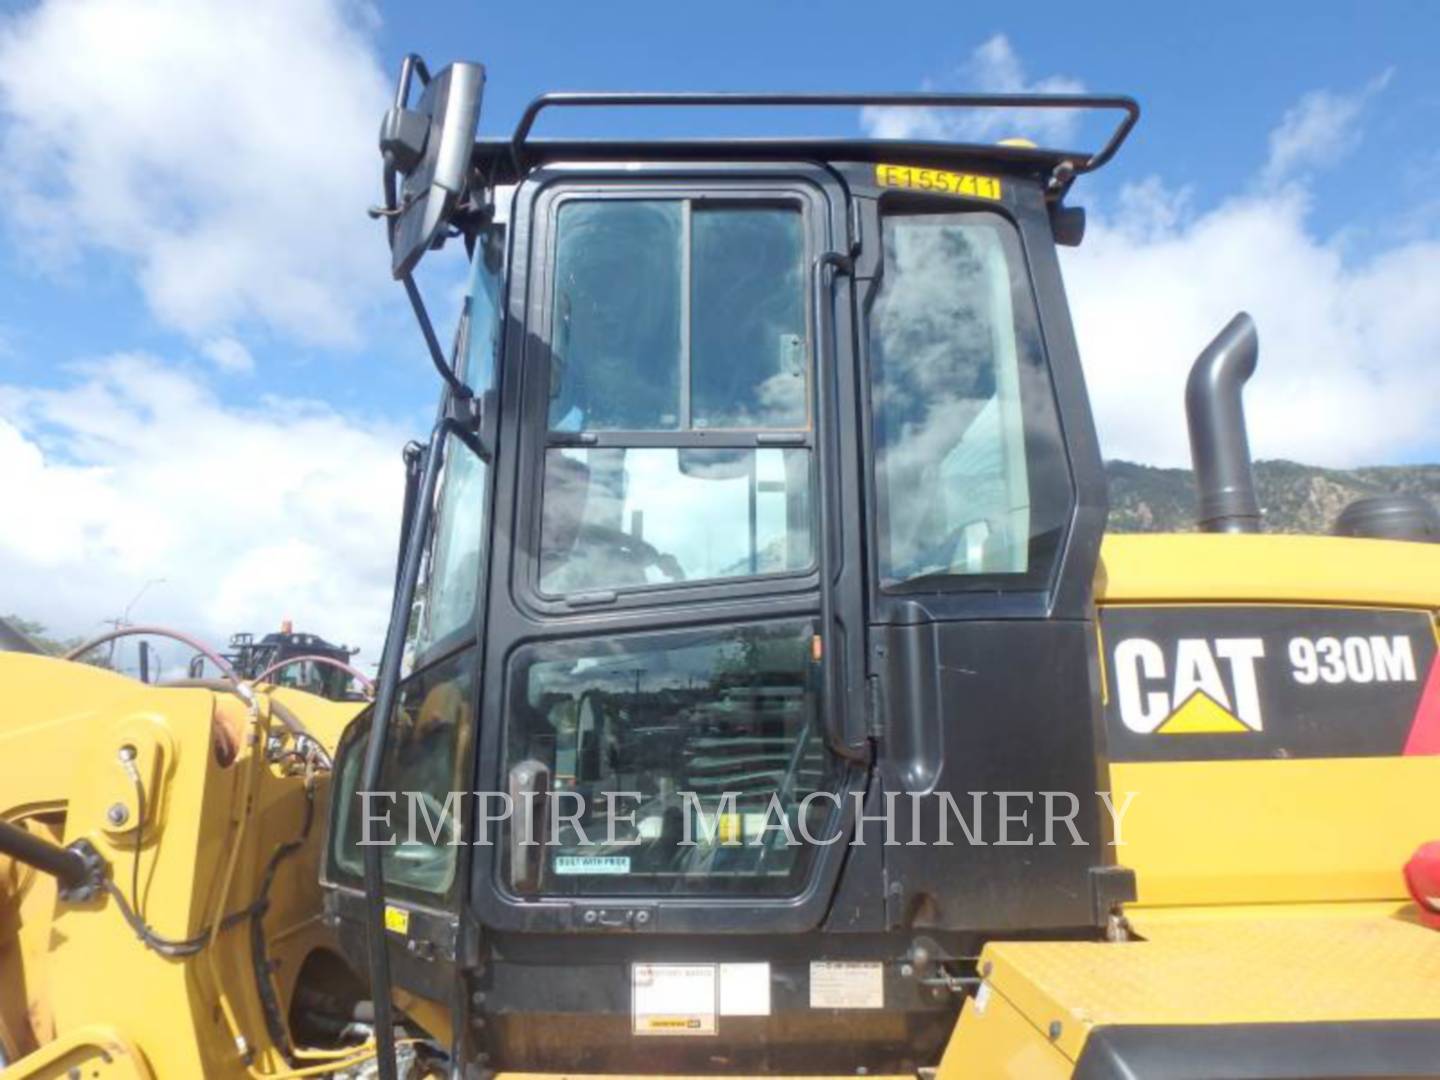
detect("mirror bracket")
(376, 56), (485, 279)
(379, 106), (430, 175)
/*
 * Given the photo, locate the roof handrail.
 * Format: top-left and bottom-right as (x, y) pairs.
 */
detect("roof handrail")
(509, 91), (1139, 182)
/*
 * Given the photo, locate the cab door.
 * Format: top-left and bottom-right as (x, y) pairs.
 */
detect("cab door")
(470, 162), (870, 936)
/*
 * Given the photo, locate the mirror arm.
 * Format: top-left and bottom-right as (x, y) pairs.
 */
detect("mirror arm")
(402, 272), (473, 401)
(392, 440), (425, 588)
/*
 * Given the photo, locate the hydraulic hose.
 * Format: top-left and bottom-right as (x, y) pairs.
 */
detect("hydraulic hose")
(0, 818), (92, 893)
(64, 625), (240, 680)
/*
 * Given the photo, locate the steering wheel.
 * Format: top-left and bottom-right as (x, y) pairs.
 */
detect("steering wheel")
(575, 523), (686, 583)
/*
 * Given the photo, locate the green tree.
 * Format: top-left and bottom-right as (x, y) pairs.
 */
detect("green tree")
(2, 615), (112, 668)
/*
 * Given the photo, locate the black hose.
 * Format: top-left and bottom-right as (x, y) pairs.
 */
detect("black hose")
(0, 818), (91, 892)
(249, 785), (317, 1067)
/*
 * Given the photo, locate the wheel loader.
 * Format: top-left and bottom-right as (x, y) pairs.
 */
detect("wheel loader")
(3, 54), (1440, 1080)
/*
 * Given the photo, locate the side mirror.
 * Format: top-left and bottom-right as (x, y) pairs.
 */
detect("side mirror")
(379, 58), (486, 279)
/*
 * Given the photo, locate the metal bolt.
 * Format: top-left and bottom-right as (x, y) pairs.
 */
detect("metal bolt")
(471, 990), (487, 1007)
(582, 909), (598, 924)
(106, 803), (129, 826)
(899, 963), (914, 977)
(1048, 1020), (1063, 1040)
(634, 909), (650, 925)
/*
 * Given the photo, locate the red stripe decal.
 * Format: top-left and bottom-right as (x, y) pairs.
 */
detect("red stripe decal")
(1404, 652), (1440, 756)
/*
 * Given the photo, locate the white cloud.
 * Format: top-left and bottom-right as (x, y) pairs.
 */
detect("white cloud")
(0, 352), (405, 663)
(200, 336), (255, 374)
(861, 35), (1087, 146)
(862, 48), (1439, 468)
(1066, 178), (1440, 467)
(0, 0), (392, 346)
(1263, 70), (1392, 186)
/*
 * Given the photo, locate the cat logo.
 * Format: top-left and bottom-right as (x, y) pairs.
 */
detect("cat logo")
(1112, 637), (1266, 735)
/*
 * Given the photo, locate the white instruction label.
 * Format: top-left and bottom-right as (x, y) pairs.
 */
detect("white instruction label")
(554, 855), (630, 875)
(809, 961), (884, 1009)
(719, 962), (771, 1017)
(632, 963), (717, 1036)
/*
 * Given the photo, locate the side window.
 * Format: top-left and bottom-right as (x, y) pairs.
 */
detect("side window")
(540, 197), (815, 598)
(409, 231), (504, 659)
(327, 233), (504, 898)
(868, 210), (1072, 591)
(332, 646), (476, 901)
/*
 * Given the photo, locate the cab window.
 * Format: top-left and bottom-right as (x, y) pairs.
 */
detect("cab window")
(502, 620), (838, 896)
(868, 210), (1072, 592)
(410, 230), (503, 660)
(540, 197), (814, 597)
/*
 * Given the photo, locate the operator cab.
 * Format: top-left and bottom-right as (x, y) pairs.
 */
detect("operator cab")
(322, 62), (1137, 1076)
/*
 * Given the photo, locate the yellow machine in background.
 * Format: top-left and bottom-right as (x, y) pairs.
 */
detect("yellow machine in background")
(0, 653), (368, 1077)
(4, 55), (1440, 1080)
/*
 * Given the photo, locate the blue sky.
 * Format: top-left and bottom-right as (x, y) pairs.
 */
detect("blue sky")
(1, 0), (1437, 654)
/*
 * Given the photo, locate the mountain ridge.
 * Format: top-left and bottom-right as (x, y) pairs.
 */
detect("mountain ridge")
(1106, 460), (1440, 534)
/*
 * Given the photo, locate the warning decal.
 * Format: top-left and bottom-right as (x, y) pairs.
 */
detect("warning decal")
(632, 964), (717, 1036)
(1100, 605), (1437, 762)
(809, 961), (884, 1009)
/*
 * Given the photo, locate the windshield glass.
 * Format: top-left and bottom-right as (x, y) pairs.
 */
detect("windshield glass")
(869, 210), (1072, 591)
(540, 447), (813, 595)
(540, 197), (816, 597)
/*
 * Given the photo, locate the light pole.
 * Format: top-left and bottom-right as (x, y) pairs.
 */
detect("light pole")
(104, 577), (167, 666)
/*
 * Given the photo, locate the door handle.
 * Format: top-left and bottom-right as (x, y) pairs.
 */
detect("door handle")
(810, 252), (869, 764)
(508, 759), (551, 893)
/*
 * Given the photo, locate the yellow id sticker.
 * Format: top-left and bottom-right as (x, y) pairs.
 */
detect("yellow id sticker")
(875, 164), (1002, 200)
(383, 904), (410, 935)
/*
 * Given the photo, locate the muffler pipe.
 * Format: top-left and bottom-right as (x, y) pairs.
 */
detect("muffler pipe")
(1186, 312), (1262, 534)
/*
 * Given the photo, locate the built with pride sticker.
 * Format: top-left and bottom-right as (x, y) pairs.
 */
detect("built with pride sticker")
(554, 855), (631, 875)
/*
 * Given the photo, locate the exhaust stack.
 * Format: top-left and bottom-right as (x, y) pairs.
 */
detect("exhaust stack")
(1186, 312), (1262, 533)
